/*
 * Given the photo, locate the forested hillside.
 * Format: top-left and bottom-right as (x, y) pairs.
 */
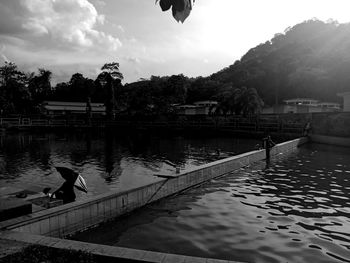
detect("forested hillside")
(210, 19), (350, 105)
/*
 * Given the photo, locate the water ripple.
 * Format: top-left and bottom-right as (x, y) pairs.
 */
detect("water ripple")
(71, 143), (350, 262)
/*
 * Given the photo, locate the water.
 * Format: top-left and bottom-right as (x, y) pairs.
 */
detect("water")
(72, 143), (350, 263)
(0, 131), (260, 200)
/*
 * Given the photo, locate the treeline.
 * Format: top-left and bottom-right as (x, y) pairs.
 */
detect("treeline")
(0, 62), (263, 117)
(0, 62), (124, 118)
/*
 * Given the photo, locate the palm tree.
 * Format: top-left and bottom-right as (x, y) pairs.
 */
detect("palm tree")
(236, 87), (264, 116)
(97, 62), (123, 120)
(215, 86), (264, 116)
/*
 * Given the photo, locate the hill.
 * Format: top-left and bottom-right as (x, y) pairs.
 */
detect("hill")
(209, 19), (350, 105)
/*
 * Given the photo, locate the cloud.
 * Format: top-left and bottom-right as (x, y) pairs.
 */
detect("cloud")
(0, 45), (9, 62)
(124, 56), (140, 64)
(0, 0), (121, 51)
(92, 0), (106, 8)
(117, 25), (125, 33)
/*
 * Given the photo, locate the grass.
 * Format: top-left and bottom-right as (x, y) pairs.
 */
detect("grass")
(0, 244), (96, 263)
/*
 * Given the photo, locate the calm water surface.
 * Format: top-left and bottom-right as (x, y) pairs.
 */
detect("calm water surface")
(72, 143), (350, 263)
(0, 131), (259, 199)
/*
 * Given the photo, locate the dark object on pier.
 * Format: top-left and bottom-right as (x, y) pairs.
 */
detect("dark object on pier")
(43, 187), (51, 195)
(52, 167), (88, 204)
(262, 135), (275, 162)
(55, 167), (87, 193)
(55, 166), (79, 183)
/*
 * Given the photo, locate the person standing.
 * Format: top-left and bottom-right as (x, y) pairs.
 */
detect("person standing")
(262, 135), (275, 163)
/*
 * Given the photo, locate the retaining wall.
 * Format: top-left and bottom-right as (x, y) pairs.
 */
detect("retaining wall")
(311, 112), (350, 137)
(310, 134), (350, 147)
(0, 137), (308, 238)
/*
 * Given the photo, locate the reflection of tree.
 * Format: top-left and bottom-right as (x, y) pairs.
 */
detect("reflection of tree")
(104, 131), (114, 175)
(28, 137), (51, 169)
(69, 140), (89, 164)
(0, 134), (51, 179)
(104, 131), (123, 183)
(85, 132), (91, 154)
(125, 132), (188, 167)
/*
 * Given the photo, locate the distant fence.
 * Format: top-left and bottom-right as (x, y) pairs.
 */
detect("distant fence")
(0, 115), (306, 135)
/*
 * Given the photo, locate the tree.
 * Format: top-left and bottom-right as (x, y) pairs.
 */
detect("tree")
(101, 62), (123, 81)
(215, 86), (263, 116)
(187, 77), (221, 103)
(50, 73), (97, 103)
(0, 62), (31, 114)
(28, 68), (52, 110)
(235, 87), (264, 116)
(96, 62), (123, 119)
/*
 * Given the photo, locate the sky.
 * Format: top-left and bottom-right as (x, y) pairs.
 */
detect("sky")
(1, 0), (350, 85)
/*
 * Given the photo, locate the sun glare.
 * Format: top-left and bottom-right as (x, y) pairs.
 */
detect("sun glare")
(188, 0), (350, 60)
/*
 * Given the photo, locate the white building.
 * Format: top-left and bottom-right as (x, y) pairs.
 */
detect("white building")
(338, 92), (350, 112)
(175, 101), (218, 115)
(317, 102), (341, 110)
(284, 98), (319, 107)
(193, 101), (218, 107)
(42, 101), (106, 116)
(262, 98), (340, 114)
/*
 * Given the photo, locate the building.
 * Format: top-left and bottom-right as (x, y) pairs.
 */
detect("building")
(284, 98), (319, 107)
(338, 92), (350, 112)
(175, 101), (218, 115)
(42, 101), (106, 116)
(317, 102), (341, 110)
(262, 98), (340, 114)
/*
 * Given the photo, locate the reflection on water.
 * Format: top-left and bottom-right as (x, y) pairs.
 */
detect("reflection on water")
(0, 131), (259, 200)
(72, 143), (350, 263)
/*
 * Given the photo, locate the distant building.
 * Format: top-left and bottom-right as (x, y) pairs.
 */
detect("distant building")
(317, 102), (341, 110)
(193, 101), (218, 108)
(338, 92), (350, 112)
(175, 101), (218, 115)
(42, 101), (106, 116)
(284, 98), (319, 107)
(262, 98), (340, 114)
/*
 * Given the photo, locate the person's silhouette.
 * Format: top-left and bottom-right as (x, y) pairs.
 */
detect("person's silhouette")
(44, 167), (87, 204)
(52, 180), (76, 204)
(52, 167), (79, 204)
